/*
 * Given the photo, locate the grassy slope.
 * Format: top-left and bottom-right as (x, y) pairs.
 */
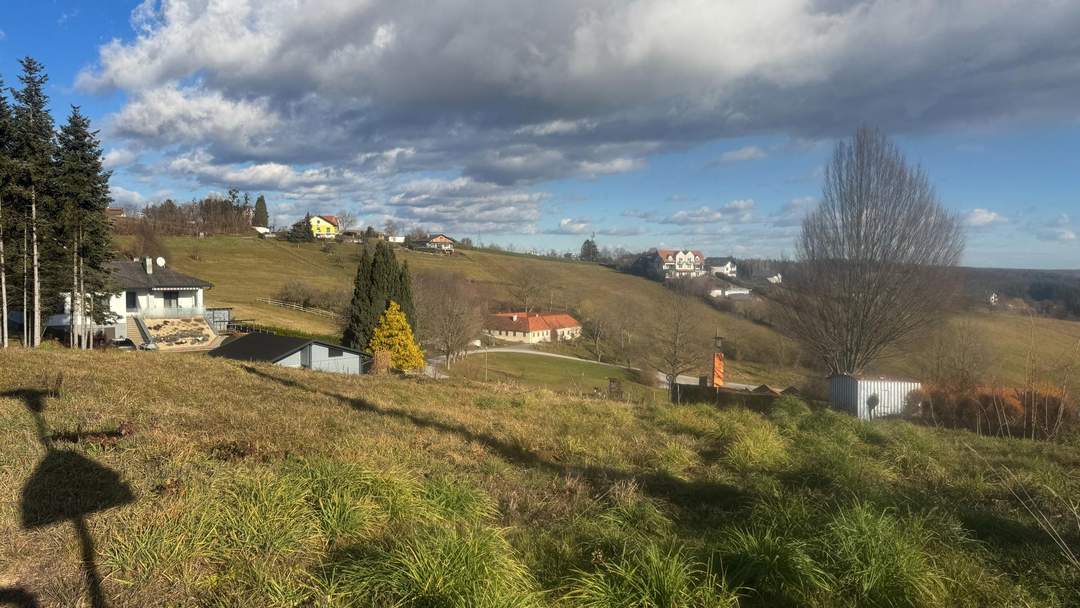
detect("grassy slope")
(452, 352), (663, 402)
(1, 350), (1078, 607)
(157, 236), (1080, 387)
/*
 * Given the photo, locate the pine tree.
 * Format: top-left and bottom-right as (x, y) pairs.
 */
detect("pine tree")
(11, 58), (56, 347)
(393, 260), (416, 331)
(369, 300), (425, 371)
(342, 244), (375, 350)
(580, 238), (600, 262)
(253, 194), (269, 227)
(286, 214), (314, 242)
(55, 106), (113, 349)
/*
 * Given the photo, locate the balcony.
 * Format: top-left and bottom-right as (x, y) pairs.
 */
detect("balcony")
(137, 306), (206, 319)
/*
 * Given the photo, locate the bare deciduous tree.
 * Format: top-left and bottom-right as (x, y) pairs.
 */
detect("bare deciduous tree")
(336, 209), (357, 233)
(773, 128), (964, 376)
(648, 287), (708, 387)
(507, 267), (546, 313)
(414, 271), (487, 369)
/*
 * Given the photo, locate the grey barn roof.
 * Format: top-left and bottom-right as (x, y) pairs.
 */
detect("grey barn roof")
(110, 260), (212, 290)
(208, 333), (368, 364)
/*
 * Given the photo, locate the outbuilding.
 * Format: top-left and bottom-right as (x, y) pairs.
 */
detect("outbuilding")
(209, 333), (370, 375)
(829, 374), (921, 420)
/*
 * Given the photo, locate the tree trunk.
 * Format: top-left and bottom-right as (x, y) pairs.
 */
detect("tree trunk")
(31, 187), (40, 347)
(0, 193), (7, 349)
(22, 225), (28, 347)
(71, 239), (79, 349)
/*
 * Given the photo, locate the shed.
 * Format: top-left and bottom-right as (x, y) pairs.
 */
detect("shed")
(829, 374), (921, 420)
(209, 333), (370, 375)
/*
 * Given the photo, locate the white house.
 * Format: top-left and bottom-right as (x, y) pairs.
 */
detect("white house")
(209, 333), (370, 375)
(709, 286), (751, 298)
(46, 257), (213, 342)
(706, 257), (738, 278)
(650, 249), (706, 279)
(484, 312), (582, 344)
(766, 273), (783, 285)
(829, 374), (922, 420)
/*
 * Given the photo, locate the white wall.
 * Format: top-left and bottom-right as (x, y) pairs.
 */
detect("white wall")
(306, 343), (363, 374)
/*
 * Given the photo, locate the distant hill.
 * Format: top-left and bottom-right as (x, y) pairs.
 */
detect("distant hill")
(959, 266), (1080, 319)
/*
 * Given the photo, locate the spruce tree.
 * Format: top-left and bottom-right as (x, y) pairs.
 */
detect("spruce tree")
(55, 106), (113, 348)
(368, 300), (425, 371)
(11, 57), (56, 346)
(253, 194), (269, 227)
(393, 260), (416, 331)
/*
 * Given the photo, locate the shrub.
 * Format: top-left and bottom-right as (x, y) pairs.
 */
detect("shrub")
(719, 527), (833, 606)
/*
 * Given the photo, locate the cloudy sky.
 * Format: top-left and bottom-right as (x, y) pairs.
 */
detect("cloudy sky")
(2, 0), (1079, 267)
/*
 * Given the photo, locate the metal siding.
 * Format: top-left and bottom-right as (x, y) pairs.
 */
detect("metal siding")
(856, 379), (921, 420)
(308, 343), (362, 375)
(829, 376), (859, 415)
(276, 351), (303, 368)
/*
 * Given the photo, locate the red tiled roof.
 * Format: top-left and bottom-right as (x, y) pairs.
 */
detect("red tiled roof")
(655, 249), (704, 260)
(318, 215), (339, 227)
(485, 312), (581, 333)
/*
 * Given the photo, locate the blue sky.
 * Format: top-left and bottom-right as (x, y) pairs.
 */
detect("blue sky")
(2, 1), (1079, 268)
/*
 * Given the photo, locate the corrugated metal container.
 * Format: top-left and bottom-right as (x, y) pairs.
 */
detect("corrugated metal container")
(829, 375), (921, 420)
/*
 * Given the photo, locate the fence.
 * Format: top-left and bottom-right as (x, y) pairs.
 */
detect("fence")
(255, 298), (344, 320)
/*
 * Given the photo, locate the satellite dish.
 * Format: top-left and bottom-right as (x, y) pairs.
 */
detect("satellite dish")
(155, 257), (166, 268)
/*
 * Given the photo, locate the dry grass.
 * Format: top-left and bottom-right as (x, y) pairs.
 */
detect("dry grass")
(1, 349), (1078, 606)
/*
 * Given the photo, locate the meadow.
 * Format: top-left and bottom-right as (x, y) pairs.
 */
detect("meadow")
(1, 349), (1078, 607)
(154, 236), (1080, 390)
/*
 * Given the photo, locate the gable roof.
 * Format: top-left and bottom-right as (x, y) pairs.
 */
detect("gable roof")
(485, 312), (581, 333)
(109, 260), (212, 290)
(310, 215), (339, 227)
(412, 233), (456, 244)
(654, 249), (704, 261)
(208, 333), (368, 363)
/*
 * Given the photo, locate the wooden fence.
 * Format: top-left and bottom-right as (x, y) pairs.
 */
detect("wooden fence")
(255, 298), (344, 320)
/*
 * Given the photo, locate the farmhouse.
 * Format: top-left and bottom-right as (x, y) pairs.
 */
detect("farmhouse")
(484, 312), (582, 344)
(706, 256), (738, 278)
(46, 257), (213, 344)
(649, 249), (706, 279)
(308, 215), (339, 239)
(209, 333), (370, 375)
(409, 233), (456, 254)
(829, 374), (922, 420)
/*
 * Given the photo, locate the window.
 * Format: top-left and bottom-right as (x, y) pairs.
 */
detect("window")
(328, 347), (343, 358)
(164, 290), (179, 309)
(126, 291), (138, 311)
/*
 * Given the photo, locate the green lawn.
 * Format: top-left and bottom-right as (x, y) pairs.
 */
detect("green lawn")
(452, 352), (660, 401)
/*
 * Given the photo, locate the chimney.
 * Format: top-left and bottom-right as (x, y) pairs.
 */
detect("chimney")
(511, 314), (518, 322)
(144, 257), (153, 275)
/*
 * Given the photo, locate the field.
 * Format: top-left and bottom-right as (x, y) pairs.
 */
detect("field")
(1, 349), (1079, 607)
(451, 352), (663, 402)
(150, 236), (1080, 389)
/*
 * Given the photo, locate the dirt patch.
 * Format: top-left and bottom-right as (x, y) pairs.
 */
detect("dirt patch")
(49, 421), (135, 448)
(208, 439), (257, 461)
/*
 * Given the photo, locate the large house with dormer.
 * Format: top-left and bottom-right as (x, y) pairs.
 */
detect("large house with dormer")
(647, 249), (706, 280)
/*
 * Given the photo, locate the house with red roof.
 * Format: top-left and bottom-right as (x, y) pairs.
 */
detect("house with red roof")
(648, 248), (706, 280)
(308, 215), (339, 239)
(484, 312), (582, 344)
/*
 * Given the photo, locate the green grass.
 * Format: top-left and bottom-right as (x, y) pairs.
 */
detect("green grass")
(1, 349), (1078, 606)
(453, 353), (656, 399)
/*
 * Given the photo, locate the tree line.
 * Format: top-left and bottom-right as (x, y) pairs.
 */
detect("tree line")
(118, 190), (270, 237)
(0, 58), (113, 349)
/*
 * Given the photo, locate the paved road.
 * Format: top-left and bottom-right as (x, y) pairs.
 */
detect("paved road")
(429, 345), (756, 391)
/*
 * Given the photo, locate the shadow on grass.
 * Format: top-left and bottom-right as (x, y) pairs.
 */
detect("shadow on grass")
(1, 388), (136, 608)
(241, 365), (748, 515)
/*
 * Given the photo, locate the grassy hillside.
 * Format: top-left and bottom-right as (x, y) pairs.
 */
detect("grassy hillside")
(153, 236), (1080, 388)
(1, 350), (1078, 607)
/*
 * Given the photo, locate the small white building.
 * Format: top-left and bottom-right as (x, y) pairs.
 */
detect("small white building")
(709, 286), (751, 298)
(829, 374), (922, 420)
(209, 333), (370, 375)
(706, 257), (738, 278)
(484, 312), (582, 344)
(766, 273), (783, 284)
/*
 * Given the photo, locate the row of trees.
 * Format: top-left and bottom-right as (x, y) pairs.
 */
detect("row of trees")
(341, 241), (424, 370)
(0, 58), (113, 349)
(127, 190), (267, 236)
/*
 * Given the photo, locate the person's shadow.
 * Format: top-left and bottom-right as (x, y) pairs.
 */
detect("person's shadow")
(1, 387), (134, 608)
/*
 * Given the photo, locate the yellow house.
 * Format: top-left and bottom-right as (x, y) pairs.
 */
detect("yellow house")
(308, 215), (339, 239)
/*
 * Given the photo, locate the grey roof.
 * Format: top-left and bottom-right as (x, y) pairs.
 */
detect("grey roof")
(208, 333), (369, 364)
(706, 256), (736, 266)
(110, 260), (212, 290)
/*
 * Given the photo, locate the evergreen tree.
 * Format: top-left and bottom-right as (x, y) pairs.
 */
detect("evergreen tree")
(393, 260), (416, 331)
(580, 238), (600, 262)
(286, 214), (314, 242)
(0, 74), (12, 348)
(11, 57), (56, 346)
(54, 106), (113, 348)
(342, 245), (376, 350)
(253, 194), (269, 227)
(368, 300), (425, 371)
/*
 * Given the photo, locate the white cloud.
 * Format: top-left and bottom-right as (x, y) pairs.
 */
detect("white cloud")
(578, 157), (644, 176)
(102, 147), (139, 170)
(109, 185), (147, 207)
(663, 199), (755, 224)
(963, 208), (1007, 227)
(717, 145), (767, 163)
(550, 218), (591, 234)
(1036, 213), (1077, 242)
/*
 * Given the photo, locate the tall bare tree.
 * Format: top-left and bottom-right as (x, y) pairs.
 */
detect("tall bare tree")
(507, 267), (547, 313)
(648, 287), (708, 387)
(773, 128), (964, 376)
(414, 271), (487, 369)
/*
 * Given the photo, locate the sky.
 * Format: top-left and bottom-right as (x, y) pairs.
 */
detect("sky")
(1, 0), (1079, 268)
